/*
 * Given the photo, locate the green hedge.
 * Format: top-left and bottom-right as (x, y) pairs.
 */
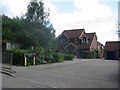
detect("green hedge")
(81, 50), (100, 59)
(44, 55), (54, 63)
(11, 50), (25, 66)
(64, 54), (74, 60)
(52, 53), (64, 62)
(7, 49), (34, 66)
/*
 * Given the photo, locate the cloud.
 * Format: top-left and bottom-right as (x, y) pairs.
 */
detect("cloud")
(74, 0), (113, 19)
(0, 0), (118, 44)
(0, 0), (30, 17)
(48, 0), (118, 45)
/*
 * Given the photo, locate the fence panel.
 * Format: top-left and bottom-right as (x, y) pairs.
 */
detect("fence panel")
(2, 53), (13, 73)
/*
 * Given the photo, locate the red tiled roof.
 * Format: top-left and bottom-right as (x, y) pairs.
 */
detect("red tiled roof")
(62, 29), (85, 38)
(60, 29), (97, 50)
(105, 41), (120, 50)
(77, 33), (96, 49)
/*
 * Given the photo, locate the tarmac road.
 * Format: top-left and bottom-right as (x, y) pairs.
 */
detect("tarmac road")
(2, 73), (52, 88)
(2, 59), (119, 88)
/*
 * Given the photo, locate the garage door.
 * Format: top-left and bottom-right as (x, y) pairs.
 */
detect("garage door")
(106, 51), (116, 60)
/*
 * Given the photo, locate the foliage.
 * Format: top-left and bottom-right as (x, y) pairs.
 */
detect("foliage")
(64, 54), (74, 60)
(11, 49), (25, 66)
(44, 55), (54, 63)
(2, 0), (56, 51)
(52, 53), (64, 62)
(7, 49), (34, 66)
(86, 51), (94, 59)
(81, 50), (100, 59)
(25, 0), (49, 25)
(94, 50), (100, 58)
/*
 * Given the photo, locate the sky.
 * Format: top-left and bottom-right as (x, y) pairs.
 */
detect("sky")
(0, 0), (119, 45)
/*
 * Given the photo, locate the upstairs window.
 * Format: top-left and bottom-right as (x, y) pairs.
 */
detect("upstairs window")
(82, 37), (88, 43)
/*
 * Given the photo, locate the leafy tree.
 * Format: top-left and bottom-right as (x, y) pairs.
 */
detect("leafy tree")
(24, 0), (56, 50)
(2, 15), (19, 42)
(2, 0), (57, 52)
(25, 0), (50, 25)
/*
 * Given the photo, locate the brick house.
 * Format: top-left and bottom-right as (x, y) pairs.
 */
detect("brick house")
(104, 41), (120, 60)
(58, 29), (102, 58)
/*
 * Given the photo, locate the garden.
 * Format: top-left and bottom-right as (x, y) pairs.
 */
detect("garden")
(6, 48), (75, 66)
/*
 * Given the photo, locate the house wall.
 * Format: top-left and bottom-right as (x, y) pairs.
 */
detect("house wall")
(58, 32), (101, 59)
(90, 35), (97, 51)
(58, 35), (69, 53)
(2, 42), (20, 52)
(65, 45), (76, 55)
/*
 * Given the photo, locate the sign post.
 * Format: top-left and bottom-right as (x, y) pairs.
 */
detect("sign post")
(24, 57), (27, 66)
(33, 56), (35, 65)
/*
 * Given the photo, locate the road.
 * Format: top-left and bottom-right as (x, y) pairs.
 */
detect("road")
(2, 74), (51, 88)
(2, 59), (119, 88)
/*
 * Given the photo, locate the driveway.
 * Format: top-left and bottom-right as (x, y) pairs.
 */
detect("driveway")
(2, 59), (119, 88)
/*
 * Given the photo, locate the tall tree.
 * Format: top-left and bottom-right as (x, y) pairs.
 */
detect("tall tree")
(25, 0), (50, 25)
(24, 0), (56, 50)
(2, 0), (57, 51)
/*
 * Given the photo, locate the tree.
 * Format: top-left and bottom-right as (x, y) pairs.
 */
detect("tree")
(2, 15), (19, 42)
(25, 0), (50, 25)
(24, 0), (56, 50)
(2, 0), (57, 52)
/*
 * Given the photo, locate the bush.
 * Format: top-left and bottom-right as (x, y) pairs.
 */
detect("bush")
(44, 55), (54, 63)
(7, 49), (35, 66)
(11, 49), (25, 66)
(86, 51), (94, 59)
(94, 50), (100, 58)
(81, 50), (100, 59)
(36, 55), (47, 64)
(64, 54), (74, 60)
(52, 53), (64, 62)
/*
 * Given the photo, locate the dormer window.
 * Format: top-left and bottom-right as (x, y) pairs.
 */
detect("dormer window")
(82, 37), (88, 43)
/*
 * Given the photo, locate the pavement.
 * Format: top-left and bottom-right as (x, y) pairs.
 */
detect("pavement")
(2, 59), (119, 88)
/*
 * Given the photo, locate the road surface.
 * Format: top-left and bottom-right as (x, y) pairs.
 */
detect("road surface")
(2, 59), (119, 88)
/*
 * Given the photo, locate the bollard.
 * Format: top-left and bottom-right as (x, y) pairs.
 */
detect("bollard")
(33, 57), (35, 65)
(24, 57), (27, 66)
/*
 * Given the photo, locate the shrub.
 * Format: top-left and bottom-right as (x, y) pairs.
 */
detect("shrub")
(94, 50), (100, 58)
(7, 49), (35, 66)
(44, 55), (54, 63)
(64, 54), (74, 60)
(81, 50), (100, 59)
(36, 55), (47, 64)
(52, 53), (64, 62)
(86, 51), (94, 59)
(11, 49), (25, 66)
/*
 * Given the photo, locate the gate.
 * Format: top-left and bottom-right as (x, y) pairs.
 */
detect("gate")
(2, 53), (13, 73)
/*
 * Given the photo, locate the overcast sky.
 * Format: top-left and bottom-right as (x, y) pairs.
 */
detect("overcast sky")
(0, 0), (119, 45)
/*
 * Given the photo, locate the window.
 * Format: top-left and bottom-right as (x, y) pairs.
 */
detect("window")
(81, 37), (88, 43)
